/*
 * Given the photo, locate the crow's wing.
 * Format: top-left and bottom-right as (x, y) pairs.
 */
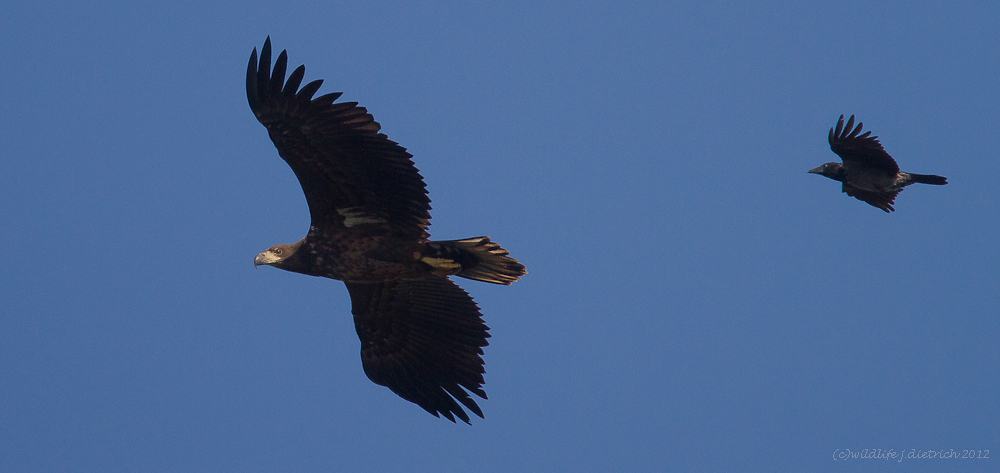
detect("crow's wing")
(829, 114), (900, 175)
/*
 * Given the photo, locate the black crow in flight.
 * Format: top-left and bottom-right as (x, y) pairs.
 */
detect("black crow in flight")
(809, 115), (947, 212)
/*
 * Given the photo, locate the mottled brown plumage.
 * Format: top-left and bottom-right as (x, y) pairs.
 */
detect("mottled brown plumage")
(247, 37), (525, 423)
(808, 115), (947, 212)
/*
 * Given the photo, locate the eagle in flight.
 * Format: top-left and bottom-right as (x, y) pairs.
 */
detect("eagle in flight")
(808, 115), (947, 212)
(246, 37), (525, 423)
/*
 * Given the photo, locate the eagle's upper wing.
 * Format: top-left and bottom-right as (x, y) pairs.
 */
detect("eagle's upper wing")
(842, 182), (898, 213)
(828, 115), (900, 175)
(346, 277), (489, 424)
(247, 38), (431, 240)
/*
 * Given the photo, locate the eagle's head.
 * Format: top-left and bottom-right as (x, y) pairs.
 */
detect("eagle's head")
(808, 162), (846, 182)
(254, 240), (303, 269)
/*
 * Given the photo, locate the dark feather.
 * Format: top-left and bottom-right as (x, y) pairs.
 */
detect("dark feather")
(282, 65), (305, 97)
(828, 114), (900, 174)
(246, 37), (432, 239)
(296, 79), (323, 101)
(842, 183), (898, 213)
(347, 277), (490, 424)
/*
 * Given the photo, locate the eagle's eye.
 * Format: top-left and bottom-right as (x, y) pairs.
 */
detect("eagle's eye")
(273, 248), (283, 256)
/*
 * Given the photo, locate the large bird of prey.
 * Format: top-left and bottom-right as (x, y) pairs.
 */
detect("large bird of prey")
(808, 115), (947, 212)
(246, 37), (525, 423)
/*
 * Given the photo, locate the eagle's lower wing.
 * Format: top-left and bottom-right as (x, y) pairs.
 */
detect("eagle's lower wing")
(828, 115), (900, 174)
(842, 183), (899, 213)
(345, 277), (489, 424)
(247, 37), (431, 240)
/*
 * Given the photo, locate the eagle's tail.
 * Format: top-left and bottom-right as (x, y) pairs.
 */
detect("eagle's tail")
(907, 173), (948, 185)
(423, 237), (526, 285)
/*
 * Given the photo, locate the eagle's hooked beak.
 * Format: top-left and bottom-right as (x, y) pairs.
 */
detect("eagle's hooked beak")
(254, 252), (266, 268)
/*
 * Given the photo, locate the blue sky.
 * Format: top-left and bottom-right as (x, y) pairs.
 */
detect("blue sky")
(1, 1), (997, 471)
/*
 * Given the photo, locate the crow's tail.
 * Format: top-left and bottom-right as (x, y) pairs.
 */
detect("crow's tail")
(908, 173), (948, 185)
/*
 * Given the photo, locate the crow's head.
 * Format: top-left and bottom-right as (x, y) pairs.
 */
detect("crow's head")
(808, 162), (846, 182)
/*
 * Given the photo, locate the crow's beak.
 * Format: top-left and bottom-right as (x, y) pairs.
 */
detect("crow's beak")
(807, 166), (823, 174)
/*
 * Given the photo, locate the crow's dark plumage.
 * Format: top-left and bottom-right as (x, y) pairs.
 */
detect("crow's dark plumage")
(808, 115), (947, 212)
(246, 37), (525, 423)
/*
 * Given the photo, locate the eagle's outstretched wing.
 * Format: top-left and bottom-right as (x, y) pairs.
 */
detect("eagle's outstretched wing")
(828, 114), (900, 175)
(346, 277), (490, 424)
(247, 37), (431, 240)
